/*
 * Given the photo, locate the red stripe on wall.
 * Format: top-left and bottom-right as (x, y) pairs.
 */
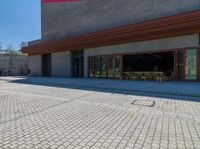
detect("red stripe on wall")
(42, 0), (82, 3)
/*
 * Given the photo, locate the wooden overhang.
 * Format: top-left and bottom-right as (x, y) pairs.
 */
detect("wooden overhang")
(22, 10), (200, 56)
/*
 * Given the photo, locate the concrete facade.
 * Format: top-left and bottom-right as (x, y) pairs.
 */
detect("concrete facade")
(51, 51), (71, 77)
(30, 34), (200, 78)
(29, 55), (42, 76)
(30, 52), (71, 77)
(27, 0), (200, 81)
(41, 0), (200, 40)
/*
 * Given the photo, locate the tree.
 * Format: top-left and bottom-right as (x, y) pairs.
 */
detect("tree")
(5, 45), (17, 54)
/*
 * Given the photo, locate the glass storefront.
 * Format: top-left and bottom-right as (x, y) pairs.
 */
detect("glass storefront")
(88, 55), (121, 78)
(185, 49), (197, 80)
(88, 49), (199, 81)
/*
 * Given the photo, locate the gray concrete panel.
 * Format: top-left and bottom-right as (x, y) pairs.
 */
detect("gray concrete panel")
(29, 55), (42, 76)
(41, 0), (200, 40)
(51, 51), (71, 77)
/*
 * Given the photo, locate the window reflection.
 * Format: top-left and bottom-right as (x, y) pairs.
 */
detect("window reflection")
(108, 57), (114, 78)
(94, 56), (100, 77)
(186, 49), (197, 80)
(89, 57), (94, 77)
(114, 56), (120, 78)
(88, 55), (121, 79)
(100, 56), (106, 77)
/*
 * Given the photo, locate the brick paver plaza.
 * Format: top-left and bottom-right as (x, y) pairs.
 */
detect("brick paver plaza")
(0, 77), (200, 149)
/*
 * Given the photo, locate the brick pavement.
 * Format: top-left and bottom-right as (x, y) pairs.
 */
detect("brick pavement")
(0, 77), (199, 149)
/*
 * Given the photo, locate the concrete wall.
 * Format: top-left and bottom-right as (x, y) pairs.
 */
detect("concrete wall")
(84, 35), (200, 77)
(0, 54), (29, 76)
(41, 0), (200, 40)
(29, 55), (42, 76)
(51, 51), (71, 77)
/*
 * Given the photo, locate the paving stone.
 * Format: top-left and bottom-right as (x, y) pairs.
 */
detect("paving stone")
(0, 78), (199, 148)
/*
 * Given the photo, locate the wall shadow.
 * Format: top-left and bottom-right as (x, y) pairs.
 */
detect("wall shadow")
(4, 77), (200, 102)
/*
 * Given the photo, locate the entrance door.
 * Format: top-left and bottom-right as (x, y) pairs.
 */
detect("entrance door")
(174, 50), (184, 81)
(88, 55), (122, 79)
(105, 56), (121, 78)
(42, 54), (52, 77)
(175, 49), (198, 81)
(185, 48), (198, 81)
(72, 50), (84, 78)
(108, 57), (114, 78)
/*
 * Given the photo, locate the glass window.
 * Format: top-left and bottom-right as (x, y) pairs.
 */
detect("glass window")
(89, 57), (94, 77)
(108, 57), (114, 78)
(94, 56), (100, 77)
(100, 56), (107, 77)
(89, 55), (121, 79)
(186, 49), (197, 80)
(114, 56), (121, 78)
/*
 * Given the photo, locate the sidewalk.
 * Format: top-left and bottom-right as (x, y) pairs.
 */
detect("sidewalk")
(1, 76), (200, 97)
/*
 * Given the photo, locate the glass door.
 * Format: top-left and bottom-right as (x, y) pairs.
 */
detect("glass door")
(185, 49), (197, 80)
(88, 55), (122, 79)
(94, 56), (100, 78)
(100, 56), (107, 78)
(114, 56), (121, 78)
(42, 53), (52, 77)
(72, 50), (84, 78)
(108, 57), (114, 78)
(89, 57), (95, 77)
(174, 50), (184, 81)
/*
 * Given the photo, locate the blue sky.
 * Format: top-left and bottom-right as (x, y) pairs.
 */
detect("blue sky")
(0, 0), (41, 50)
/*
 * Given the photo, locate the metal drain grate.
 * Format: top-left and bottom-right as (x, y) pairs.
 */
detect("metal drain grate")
(131, 99), (155, 107)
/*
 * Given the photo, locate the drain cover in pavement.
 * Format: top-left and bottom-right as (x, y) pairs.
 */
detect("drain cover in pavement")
(131, 99), (155, 107)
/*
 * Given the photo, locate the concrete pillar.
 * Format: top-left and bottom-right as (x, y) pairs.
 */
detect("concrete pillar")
(51, 51), (71, 77)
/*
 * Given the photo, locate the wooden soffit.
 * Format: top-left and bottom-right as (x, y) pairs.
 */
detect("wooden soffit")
(22, 10), (200, 55)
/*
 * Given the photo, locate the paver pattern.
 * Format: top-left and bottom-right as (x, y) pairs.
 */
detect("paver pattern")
(0, 78), (200, 149)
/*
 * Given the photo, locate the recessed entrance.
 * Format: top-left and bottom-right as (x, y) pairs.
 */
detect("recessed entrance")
(42, 53), (52, 77)
(71, 50), (84, 78)
(123, 51), (174, 81)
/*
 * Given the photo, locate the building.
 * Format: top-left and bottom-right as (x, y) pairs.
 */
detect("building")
(22, 0), (200, 82)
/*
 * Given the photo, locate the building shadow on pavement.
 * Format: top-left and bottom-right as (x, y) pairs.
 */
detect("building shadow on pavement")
(2, 77), (199, 102)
